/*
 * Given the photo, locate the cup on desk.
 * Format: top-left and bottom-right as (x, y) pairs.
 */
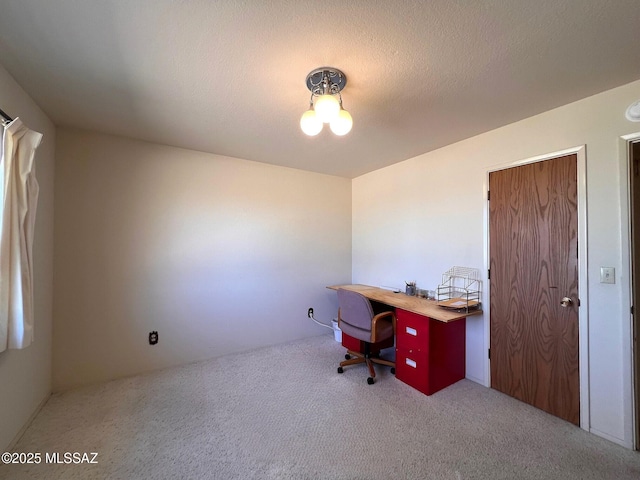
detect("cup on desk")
(405, 284), (416, 296)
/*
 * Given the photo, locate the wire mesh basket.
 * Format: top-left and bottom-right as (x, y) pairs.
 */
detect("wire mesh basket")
(436, 266), (481, 312)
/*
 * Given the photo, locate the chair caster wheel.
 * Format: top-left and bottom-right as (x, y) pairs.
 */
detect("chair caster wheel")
(390, 367), (395, 374)
(344, 354), (351, 360)
(337, 367), (344, 374)
(367, 377), (374, 385)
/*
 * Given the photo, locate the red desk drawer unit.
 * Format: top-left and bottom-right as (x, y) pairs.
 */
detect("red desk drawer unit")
(395, 308), (466, 395)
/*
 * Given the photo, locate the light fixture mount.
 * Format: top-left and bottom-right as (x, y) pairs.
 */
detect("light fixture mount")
(305, 67), (347, 96)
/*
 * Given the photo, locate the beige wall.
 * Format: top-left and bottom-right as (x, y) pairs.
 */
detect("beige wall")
(53, 129), (351, 390)
(352, 78), (640, 448)
(0, 66), (55, 451)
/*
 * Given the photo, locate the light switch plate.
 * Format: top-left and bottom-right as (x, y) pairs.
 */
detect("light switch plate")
(600, 267), (615, 284)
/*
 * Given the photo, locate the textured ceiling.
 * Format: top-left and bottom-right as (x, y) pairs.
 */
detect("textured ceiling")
(1, 0), (640, 178)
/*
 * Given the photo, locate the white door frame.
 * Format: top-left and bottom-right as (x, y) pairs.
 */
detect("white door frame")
(483, 145), (590, 431)
(619, 132), (640, 449)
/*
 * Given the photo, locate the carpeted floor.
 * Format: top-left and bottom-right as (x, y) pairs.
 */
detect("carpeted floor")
(1, 334), (640, 479)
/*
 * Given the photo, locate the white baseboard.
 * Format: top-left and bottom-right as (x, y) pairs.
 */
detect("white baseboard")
(465, 374), (487, 387)
(589, 427), (633, 450)
(6, 393), (51, 451)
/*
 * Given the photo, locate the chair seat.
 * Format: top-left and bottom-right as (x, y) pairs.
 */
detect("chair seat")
(339, 318), (394, 343)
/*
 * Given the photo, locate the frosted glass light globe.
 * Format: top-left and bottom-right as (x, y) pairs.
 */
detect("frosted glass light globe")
(300, 109), (322, 136)
(329, 109), (353, 136)
(314, 94), (340, 123)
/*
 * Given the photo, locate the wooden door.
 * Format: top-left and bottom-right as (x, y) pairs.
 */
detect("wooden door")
(489, 154), (579, 425)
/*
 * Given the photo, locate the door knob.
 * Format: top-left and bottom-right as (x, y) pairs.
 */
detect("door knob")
(560, 297), (573, 308)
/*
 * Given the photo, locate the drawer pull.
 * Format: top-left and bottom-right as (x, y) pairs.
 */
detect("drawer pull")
(405, 327), (417, 336)
(405, 358), (417, 368)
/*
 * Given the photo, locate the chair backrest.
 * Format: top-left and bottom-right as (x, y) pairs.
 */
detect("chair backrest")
(337, 289), (374, 332)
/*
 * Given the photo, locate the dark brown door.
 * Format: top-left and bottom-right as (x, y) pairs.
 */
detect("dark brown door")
(489, 154), (580, 425)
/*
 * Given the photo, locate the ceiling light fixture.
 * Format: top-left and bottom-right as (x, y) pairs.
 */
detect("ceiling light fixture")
(300, 67), (352, 136)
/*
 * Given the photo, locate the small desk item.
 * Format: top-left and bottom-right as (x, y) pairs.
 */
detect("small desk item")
(436, 266), (481, 312)
(327, 284), (482, 395)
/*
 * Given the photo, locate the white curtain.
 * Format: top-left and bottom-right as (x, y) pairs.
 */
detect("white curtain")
(0, 118), (42, 352)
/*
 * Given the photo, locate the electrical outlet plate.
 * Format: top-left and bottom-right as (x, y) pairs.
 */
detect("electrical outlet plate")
(600, 267), (615, 284)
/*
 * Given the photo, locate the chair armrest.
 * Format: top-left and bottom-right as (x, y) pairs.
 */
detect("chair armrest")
(371, 311), (396, 343)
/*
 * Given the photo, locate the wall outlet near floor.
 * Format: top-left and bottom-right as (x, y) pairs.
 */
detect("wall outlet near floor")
(600, 267), (615, 284)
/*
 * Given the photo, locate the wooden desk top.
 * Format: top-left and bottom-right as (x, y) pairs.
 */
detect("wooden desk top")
(327, 284), (482, 323)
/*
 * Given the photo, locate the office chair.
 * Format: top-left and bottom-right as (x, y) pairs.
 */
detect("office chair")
(336, 288), (396, 385)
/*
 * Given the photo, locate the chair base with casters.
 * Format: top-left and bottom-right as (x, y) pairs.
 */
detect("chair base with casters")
(335, 288), (396, 385)
(337, 342), (396, 385)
